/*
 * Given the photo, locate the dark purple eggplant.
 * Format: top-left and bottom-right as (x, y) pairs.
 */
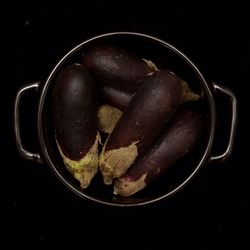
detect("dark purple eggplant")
(101, 78), (200, 111)
(97, 78), (200, 136)
(82, 45), (155, 93)
(52, 63), (99, 188)
(113, 109), (204, 197)
(101, 86), (133, 111)
(99, 70), (182, 184)
(82, 45), (199, 109)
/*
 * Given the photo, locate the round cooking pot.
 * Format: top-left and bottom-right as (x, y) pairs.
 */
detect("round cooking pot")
(14, 32), (237, 207)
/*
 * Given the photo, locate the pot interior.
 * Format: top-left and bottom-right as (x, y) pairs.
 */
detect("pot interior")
(39, 33), (214, 206)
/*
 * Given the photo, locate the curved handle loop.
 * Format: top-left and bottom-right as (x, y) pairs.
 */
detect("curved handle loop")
(210, 82), (237, 163)
(14, 82), (43, 163)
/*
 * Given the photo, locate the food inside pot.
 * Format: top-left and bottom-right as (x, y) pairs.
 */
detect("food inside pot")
(51, 45), (204, 196)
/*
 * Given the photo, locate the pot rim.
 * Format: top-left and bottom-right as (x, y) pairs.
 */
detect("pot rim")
(37, 31), (216, 207)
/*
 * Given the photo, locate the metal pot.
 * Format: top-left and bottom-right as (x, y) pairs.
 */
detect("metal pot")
(14, 32), (237, 206)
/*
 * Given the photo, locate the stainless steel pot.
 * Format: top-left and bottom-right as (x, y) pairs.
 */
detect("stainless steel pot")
(14, 32), (237, 206)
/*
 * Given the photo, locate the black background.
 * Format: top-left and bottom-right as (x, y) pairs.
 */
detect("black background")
(2, 0), (250, 248)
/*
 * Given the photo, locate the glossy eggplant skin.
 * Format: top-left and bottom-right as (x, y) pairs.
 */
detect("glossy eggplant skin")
(101, 86), (133, 111)
(82, 45), (154, 93)
(52, 63), (98, 160)
(114, 109), (204, 197)
(105, 71), (182, 154)
(101, 78), (200, 112)
(99, 71), (182, 184)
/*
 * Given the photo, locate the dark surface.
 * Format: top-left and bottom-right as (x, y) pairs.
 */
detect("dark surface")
(2, 0), (250, 249)
(52, 63), (98, 160)
(82, 45), (153, 92)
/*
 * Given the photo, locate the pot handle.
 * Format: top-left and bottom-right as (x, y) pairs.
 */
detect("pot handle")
(14, 82), (43, 164)
(210, 82), (237, 163)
